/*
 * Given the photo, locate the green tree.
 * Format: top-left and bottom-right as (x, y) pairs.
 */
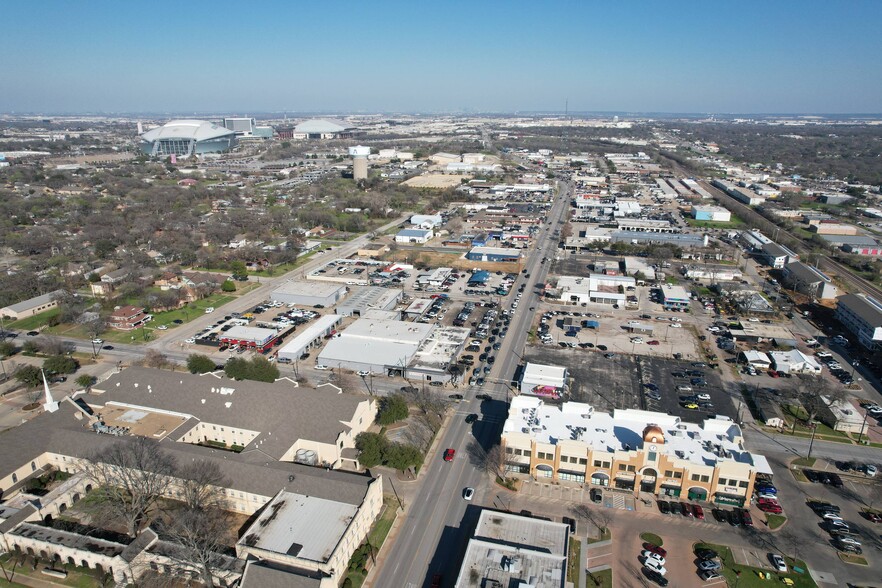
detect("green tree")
(383, 443), (424, 472)
(355, 432), (388, 468)
(229, 260), (247, 276)
(75, 374), (96, 389)
(187, 354), (217, 374)
(224, 358), (249, 380)
(377, 394), (409, 425)
(220, 280), (236, 292)
(245, 356), (279, 382)
(43, 354), (79, 375)
(15, 365), (42, 387)
(22, 341), (40, 355)
(0, 341), (17, 358)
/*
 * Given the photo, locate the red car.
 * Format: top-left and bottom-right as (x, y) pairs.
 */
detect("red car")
(431, 574), (442, 588)
(692, 504), (705, 519)
(768, 370), (779, 378)
(642, 542), (667, 557)
(647, 340), (660, 346)
(739, 509), (753, 526)
(443, 448), (455, 462)
(758, 503), (783, 514)
(757, 497), (779, 506)
(864, 512), (881, 523)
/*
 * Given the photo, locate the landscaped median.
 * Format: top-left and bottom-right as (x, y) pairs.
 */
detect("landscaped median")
(694, 542), (817, 588)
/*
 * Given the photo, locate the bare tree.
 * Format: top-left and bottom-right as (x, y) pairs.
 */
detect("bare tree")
(154, 460), (233, 588)
(78, 437), (177, 537)
(466, 441), (508, 481)
(570, 503), (612, 538)
(792, 375), (847, 424)
(38, 335), (73, 356)
(143, 350), (169, 369)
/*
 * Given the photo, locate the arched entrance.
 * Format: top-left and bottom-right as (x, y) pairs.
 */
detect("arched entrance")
(640, 468), (658, 493)
(590, 472), (610, 487)
(535, 464), (553, 479)
(687, 486), (708, 501)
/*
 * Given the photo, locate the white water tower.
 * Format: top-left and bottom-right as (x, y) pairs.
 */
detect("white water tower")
(349, 145), (370, 181)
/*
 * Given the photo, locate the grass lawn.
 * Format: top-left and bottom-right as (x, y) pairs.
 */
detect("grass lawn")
(791, 469), (809, 483)
(586, 528), (611, 544)
(7, 307), (61, 331)
(344, 496), (399, 588)
(766, 514), (787, 530)
(586, 567), (613, 588)
(640, 532), (663, 546)
(0, 553), (107, 588)
(694, 542), (816, 588)
(567, 538), (582, 583)
(838, 552), (868, 565)
(792, 457), (816, 467)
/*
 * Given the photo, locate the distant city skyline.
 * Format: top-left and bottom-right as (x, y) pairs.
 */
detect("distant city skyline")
(2, 0), (881, 114)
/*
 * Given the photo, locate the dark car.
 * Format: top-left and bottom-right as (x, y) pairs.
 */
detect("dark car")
(597, 345), (608, 351)
(738, 508), (753, 526)
(658, 500), (671, 514)
(562, 516), (577, 534)
(102, 345), (114, 350)
(671, 371), (686, 378)
(827, 473), (844, 487)
(642, 568), (669, 587)
(695, 548), (718, 560)
(712, 508), (728, 523)
(465, 413), (478, 423)
(804, 469), (821, 483)
(449, 394), (464, 400)
(590, 488), (603, 504)
(26, 331), (39, 336)
(680, 502), (693, 517)
(727, 510), (741, 526)
(476, 393), (492, 401)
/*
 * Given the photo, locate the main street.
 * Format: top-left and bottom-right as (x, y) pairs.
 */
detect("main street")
(372, 182), (572, 587)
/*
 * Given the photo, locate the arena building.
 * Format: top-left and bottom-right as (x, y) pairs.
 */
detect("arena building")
(139, 120), (238, 157)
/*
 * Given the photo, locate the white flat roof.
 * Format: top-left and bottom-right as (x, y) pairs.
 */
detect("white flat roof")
(277, 315), (341, 356)
(523, 363), (567, 386)
(504, 396), (763, 470)
(222, 326), (277, 343)
(242, 490), (357, 563)
(272, 280), (346, 297)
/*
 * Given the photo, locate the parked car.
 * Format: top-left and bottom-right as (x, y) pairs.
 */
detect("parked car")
(443, 448), (455, 462)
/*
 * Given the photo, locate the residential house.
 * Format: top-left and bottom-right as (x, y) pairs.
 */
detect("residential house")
(108, 306), (151, 331)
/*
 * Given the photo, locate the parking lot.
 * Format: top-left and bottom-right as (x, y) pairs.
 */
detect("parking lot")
(523, 347), (737, 424)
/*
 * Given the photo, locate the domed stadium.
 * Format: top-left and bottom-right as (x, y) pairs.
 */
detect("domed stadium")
(139, 119), (237, 157)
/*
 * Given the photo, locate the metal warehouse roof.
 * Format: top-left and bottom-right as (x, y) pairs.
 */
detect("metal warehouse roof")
(140, 120), (236, 142)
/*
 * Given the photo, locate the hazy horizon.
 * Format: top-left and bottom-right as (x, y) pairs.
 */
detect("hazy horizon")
(3, 0), (881, 114)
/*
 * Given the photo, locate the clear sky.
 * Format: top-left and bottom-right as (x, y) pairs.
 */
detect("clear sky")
(2, 0), (881, 114)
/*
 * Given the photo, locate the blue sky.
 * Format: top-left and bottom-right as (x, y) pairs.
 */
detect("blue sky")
(2, 0), (881, 114)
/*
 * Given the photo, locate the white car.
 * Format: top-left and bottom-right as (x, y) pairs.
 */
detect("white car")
(156, 325), (168, 330)
(643, 558), (666, 575)
(641, 551), (666, 565)
(463, 487), (475, 501)
(669, 317), (681, 322)
(670, 323), (682, 329)
(204, 307), (215, 314)
(748, 318), (759, 323)
(315, 364), (329, 370)
(357, 370), (370, 377)
(757, 492), (778, 500)
(91, 338), (104, 344)
(696, 393), (711, 401)
(865, 464), (877, 477)
(184, 338), (196, 344)
(822, 512), (843, 521)
(769, 554), (787, 573)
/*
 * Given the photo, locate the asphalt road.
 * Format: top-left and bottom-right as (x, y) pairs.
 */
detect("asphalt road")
(373, 182), (572, 587)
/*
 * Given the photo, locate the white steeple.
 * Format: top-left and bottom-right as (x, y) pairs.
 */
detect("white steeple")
(41, 369), (59, 413)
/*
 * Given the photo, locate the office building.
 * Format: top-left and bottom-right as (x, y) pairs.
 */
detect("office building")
(781, 262), (838, 300)
(691, 205), (732, 222)
(502, 396), (771, 505)
(660, 284), (690, 310)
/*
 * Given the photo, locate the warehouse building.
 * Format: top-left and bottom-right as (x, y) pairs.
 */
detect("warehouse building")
(691, 205), (732, 222)
(276, 314), (343, 362)
(781, 262), (838, 300)
(769, 350), (822, 375)
(835, 293), (882, 351)
(271, 281), (348, 307)
(611, 231), (708, 248)
(555, 274), (635, 306)
(395, 228), (434, 244)
(409, 214), (443, 229)
(139, 120), (237, 157)
(502, 396), (770, 504)
(682, 267), (742, 282)
(335, 286), (401, 317)
(466, 246), (523, 262)
(760, 242), (799, 269)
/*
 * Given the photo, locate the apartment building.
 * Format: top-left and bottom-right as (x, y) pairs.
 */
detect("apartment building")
(835, 293), (882, 351)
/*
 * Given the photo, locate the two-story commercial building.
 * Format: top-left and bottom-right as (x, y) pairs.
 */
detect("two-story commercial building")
(502, 397), (770, 505)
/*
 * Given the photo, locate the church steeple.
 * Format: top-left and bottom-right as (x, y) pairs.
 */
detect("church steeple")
(41, 369), (59, 413)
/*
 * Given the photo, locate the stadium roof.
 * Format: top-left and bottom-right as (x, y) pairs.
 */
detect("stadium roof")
(294, 119), (353, 133)
(141, 119), (236, 142)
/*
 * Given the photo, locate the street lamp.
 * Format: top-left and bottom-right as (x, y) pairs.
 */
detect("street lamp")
(807, 422), (818, 460)
(850, 360), (860, 380)
(857, 409), (870, 445)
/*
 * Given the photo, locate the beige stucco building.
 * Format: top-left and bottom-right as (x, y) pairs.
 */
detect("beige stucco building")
(502, 396), (771, 506)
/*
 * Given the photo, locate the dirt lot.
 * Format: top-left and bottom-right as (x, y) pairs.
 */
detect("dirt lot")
(402, 173), (470, 188)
